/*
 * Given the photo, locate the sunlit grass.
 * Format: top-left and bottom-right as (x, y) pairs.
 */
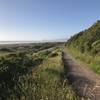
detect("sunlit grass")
(30, 53), (77, 100)
(66, 47), (100, 74)
(0, 48), (78, 100)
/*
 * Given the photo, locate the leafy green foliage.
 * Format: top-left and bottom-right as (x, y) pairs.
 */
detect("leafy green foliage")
(66, 20), (100, 55)
(0, 52), (43, 99)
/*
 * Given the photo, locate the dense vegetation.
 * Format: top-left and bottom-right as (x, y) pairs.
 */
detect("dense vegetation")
(66, 20), (100, 74)
(0, 43), (77, 100)
(66, 20), (100, 55)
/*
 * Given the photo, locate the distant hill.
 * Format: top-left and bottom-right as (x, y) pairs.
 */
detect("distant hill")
(66, 20), (100, 55)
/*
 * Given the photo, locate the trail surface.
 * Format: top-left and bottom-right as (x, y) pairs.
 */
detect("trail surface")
(62, 51), (100, 100)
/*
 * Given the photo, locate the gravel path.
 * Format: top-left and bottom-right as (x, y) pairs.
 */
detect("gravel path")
(62, 51), (100, 100)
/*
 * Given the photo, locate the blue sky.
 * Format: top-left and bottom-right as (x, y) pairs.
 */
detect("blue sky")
(0, 0), (100, 41)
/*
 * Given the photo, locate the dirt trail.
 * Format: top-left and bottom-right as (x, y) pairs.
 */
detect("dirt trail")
(62, 51), (100, 100)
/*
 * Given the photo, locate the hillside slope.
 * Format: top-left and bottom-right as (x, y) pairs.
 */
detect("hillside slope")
(66, 20), (100, 55)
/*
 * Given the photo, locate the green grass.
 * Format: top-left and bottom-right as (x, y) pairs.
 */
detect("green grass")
(0, 49), (78, 100)
(29, 53), (77, 100)
(66, 47), (100, 74)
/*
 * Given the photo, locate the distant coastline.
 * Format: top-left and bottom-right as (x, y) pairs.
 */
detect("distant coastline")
(0, 41), (35, 44)
(0, 39), (66, 44)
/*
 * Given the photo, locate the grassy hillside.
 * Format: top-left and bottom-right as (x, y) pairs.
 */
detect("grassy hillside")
(66, 21), (100, 74)
(66, 20), (100, 55)
(0, 43), (78, 100)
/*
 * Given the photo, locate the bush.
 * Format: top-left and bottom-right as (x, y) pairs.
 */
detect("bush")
(0, 53), (44, 99)
(0, 48), (13, 52)
(49, 52), (58, 57)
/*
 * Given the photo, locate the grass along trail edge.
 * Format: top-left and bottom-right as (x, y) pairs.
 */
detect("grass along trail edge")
(31, 53), (77, 100)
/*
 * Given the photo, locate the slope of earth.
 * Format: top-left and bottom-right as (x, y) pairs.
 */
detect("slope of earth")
(66, 20), (100, 55)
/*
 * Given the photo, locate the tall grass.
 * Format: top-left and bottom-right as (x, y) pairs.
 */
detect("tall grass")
(29, 53), (77, 100)
(1, 49), (78, 100)
(66, 47), (100, 74)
